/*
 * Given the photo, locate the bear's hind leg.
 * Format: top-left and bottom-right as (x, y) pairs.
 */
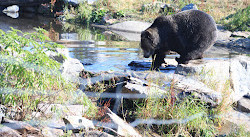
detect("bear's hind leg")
(176, 51), (203, 64)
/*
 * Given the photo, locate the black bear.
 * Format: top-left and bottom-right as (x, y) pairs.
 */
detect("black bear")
(140, 10), (217, 69)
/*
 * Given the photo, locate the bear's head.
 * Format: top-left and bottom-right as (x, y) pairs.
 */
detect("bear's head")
(140, 28), (159, 58)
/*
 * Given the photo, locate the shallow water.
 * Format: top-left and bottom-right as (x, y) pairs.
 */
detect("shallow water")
(0, 13), (232, 73)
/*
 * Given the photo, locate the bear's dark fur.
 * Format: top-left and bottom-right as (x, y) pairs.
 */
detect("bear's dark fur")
(140, 10), (217, 69)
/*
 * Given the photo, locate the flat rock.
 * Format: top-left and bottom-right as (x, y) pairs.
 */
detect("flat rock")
(109, 21), (151, 33)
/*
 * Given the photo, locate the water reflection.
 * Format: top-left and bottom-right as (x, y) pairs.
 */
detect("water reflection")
(0, 14), (232, 72)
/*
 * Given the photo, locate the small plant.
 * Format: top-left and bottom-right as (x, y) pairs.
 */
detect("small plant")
(91, 8), (109, 23)
(0, 28), (98, 120)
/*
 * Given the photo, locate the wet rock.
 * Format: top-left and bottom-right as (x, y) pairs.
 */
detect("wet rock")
(3, 5), (19, 13)
(41, 127), (64, 137)
(128, 60), (176, 71)
(63, 116), (95, 131)
(181, 4), (198, 11)
(228, 38), (250, 50)
(176, 55), (250, 103)
(236, 97), (250, 113)
(99, 108), (142, 137)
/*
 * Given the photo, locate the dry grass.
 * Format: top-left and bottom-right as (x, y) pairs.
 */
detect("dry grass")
(95, 0), (249, 22)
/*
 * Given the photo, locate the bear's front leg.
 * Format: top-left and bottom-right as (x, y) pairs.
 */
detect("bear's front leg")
(151, 53), (166, 70)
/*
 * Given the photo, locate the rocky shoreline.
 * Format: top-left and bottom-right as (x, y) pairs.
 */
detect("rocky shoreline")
(0, 3), (249, 136)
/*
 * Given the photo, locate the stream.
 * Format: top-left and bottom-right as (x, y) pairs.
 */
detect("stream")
(0, 13), (231, 73)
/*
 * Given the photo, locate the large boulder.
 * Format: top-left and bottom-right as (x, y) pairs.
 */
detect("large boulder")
(175, 55), (250, 103)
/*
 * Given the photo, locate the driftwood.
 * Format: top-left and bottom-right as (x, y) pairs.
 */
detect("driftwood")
(0, 0), (50, 6)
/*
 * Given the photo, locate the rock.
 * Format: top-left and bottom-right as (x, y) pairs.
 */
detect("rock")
(0, 104), (7, 123)
(229, 38), (250, 50)
(0, 126), (21, 137)
(216, 25), (232, 42)
(122, 76), (166, 97)
(108, 21), (151, 33)
(231, 31), (250, 38)
(128, 60), (176, 71)
(63, 116), (95, 131)
(46, 48), (68, 63)
(222, 109), (250, 133)
(181, 4), (198, 11)
(41, 127), (64, 137)
(83, 130), (114, 137)
(99, 108), (142, 137)
(4, 12), (19, 18)
(37, 103), (89, 117)
(61, 57), (85, 82)
(236, 97), (250, 113)
(3, 5), (19, 13)
(172, 74), (222, 107)
(2, 119), (41, 136)
(175, 55), (250, 103)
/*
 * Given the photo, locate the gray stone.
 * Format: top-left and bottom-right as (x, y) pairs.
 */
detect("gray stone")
(99, 108), (142, 137)
(229, 38), (250, 50)
(37, 103), (89, 117)
(231, 31), (250, 38)
(3, 5), (19, 13)
(61, 57), (85, 82)
(63, 116), (95, 130)
(222, 109), (250, 132)
(122, 76), (166, 97)
(0, 126), (21, 137)
(172, 74), (222, 106)
(83, 130), (114, 137)
(175, 55), (250, 103)
(216, 26), (232, 41)
(237, 97), (250, 113)
(41, 127), (64, 137)
(181, 4), (198, 11)
(109, 21), (151, 33)
(2, 119), (41, 135)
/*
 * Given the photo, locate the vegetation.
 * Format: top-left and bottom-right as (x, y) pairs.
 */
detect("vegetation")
(63, 0), (249, 31)
(0, 28), (97, 120)
(220, 6), (250, 31)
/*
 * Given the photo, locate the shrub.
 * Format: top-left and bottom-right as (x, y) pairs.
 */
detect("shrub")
(221, 6), (250, 31)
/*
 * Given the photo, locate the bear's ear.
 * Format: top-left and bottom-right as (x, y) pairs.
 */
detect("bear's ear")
(143, 29), (154, 41)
